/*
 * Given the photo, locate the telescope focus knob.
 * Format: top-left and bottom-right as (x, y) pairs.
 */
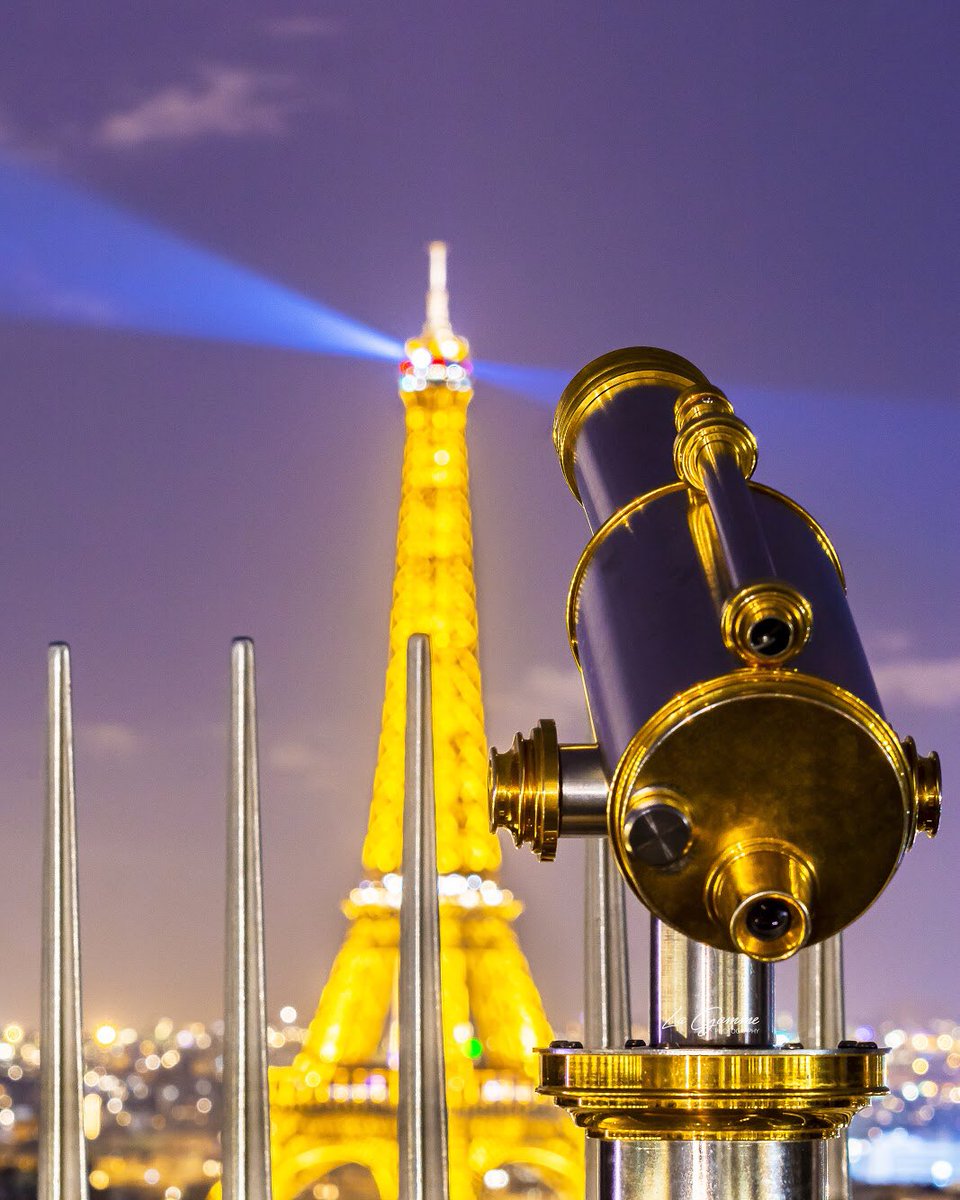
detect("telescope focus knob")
(488, 720), (561, 861)
(902, 737), (942, 840)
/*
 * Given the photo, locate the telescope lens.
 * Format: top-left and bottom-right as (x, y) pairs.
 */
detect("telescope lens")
(744, 898), (792, 941)
(747, 617), (792, 657)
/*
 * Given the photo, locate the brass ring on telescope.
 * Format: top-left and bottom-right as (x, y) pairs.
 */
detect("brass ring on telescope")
(901, 735), (943, 843)
(566, 485), (845, 665)
(708, 838), (815, 960)
(488, 719), (561, 861)
(673, 411), (759, 490)
(720, 579), (814, 666)
(554, 348), (710, 501)
(538, 1046), (887, 1141)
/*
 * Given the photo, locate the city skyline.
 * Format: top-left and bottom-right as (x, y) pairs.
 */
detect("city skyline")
(0, 2), (957, 1031)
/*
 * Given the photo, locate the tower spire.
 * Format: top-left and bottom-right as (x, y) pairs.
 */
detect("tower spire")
(423, 241), (452, 339)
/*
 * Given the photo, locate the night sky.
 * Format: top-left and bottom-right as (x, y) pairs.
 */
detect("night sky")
(0, 2), (957, 1033)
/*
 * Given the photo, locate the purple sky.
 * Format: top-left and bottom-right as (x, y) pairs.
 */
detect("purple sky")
(0, 2), (957, 1033)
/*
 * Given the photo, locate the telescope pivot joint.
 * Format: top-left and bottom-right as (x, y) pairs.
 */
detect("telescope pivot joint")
(488, 721), (608, 860)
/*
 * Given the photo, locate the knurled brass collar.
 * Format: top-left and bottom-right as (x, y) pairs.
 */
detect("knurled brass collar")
(673, 386), (758, 489)
(901, 736), (942, 841)
(538, 1046), (886, 1141)
(488, 719), (561, 861)
(554, 348), (710, 501)
(720, 580), (814, 666)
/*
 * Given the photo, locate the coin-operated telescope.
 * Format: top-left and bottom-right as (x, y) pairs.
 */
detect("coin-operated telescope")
(489, 348), (942, 1198)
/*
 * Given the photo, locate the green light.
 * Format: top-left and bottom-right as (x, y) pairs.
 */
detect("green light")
(465, 1037), (483, 1060)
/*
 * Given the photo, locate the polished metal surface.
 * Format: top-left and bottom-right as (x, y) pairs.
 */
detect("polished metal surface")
(584, 839), (631, 1200)
(584, 841), (632, 1049)
(799, 936), (851, 1200)
(223, 639), (272, 1200)
(398, 635), (449, 1200)
(598, 1139), (825, 1200)
(651, 920), (772, 1047)
(40, 644), (89, 1200)
(558, 743), (608, 835)
(623, 798), (691, 867)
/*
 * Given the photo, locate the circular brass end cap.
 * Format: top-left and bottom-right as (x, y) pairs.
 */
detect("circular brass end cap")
(488, 719), (560, 861)
(710, 841), (813, 962)
(608, 670), (912, 958)
(622, 788), (692, 867)
(902, 736), (942, 840)
(720, 580), (813, 666)
(554, 348), (710, 501)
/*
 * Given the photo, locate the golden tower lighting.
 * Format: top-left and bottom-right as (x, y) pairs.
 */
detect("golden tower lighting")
(268, 244), (583, 1200)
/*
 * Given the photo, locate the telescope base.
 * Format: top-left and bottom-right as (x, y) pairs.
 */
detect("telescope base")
(600, 1139), (824, 1200)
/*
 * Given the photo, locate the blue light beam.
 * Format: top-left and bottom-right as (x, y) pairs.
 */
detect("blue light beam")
(0, 157), (403, 361)
(473, 359), (572, 407)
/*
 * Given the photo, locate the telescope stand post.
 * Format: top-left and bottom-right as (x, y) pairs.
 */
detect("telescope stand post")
(799, 936), (851, 1200)
(583, 839), (631, 1200)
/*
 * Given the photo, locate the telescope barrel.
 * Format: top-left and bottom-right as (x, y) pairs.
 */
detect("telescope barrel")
(492, 347), (940, 962)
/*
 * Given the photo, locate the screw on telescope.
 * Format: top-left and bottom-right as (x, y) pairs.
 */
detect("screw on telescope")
(623, 796), (691, 867)
(744, 898), (793, 942)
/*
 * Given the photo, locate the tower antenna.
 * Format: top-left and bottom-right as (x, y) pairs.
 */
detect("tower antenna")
(423, 241), (452, 338)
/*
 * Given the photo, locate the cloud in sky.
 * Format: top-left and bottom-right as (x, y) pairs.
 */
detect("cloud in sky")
(487, 663), (591, 744)
(873, 655), (960, 709)
(267, 737), (333, 789)
(265, 15), (342, 39)
(96, 65), (301, 149)
(81, 721), (145, 759)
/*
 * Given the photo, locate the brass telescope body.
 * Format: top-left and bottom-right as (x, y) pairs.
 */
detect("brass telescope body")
(489, 347), (941, 964)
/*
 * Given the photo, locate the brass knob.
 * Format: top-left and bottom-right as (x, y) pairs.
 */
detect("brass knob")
(902, 736), (942, 840)
(488, 719), (560, 861)
(622, 788), (691, 867)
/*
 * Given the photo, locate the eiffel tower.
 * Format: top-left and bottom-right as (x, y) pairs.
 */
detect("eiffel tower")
(269, 244), (583, 1200)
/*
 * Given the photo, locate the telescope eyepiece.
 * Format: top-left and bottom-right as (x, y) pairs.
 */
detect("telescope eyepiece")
(747, 617), (793, 658)
(744, 897), (793, 942)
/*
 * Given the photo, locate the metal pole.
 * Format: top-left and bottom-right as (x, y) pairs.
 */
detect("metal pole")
(798, 935), (850, 1200)
(398, 635), (449, 1200)
(651, 919), (772, 1047)
(584, 839), (632, 1048)
(222, 639), (273, 1200)
(599, 1140), (824, 1199)
(584, 838), (631, 1200)
(39, 643), (89, 1200)
(596, 920), (824, 1199)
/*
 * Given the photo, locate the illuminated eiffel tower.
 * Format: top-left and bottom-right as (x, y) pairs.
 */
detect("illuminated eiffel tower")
(269, 245), (583, 1200)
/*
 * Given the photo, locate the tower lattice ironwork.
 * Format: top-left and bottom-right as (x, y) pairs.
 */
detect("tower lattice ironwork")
(269, 245), (583, 1200)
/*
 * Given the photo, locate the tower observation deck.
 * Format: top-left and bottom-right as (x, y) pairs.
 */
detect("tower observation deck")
(268, 245), (583, 1200)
